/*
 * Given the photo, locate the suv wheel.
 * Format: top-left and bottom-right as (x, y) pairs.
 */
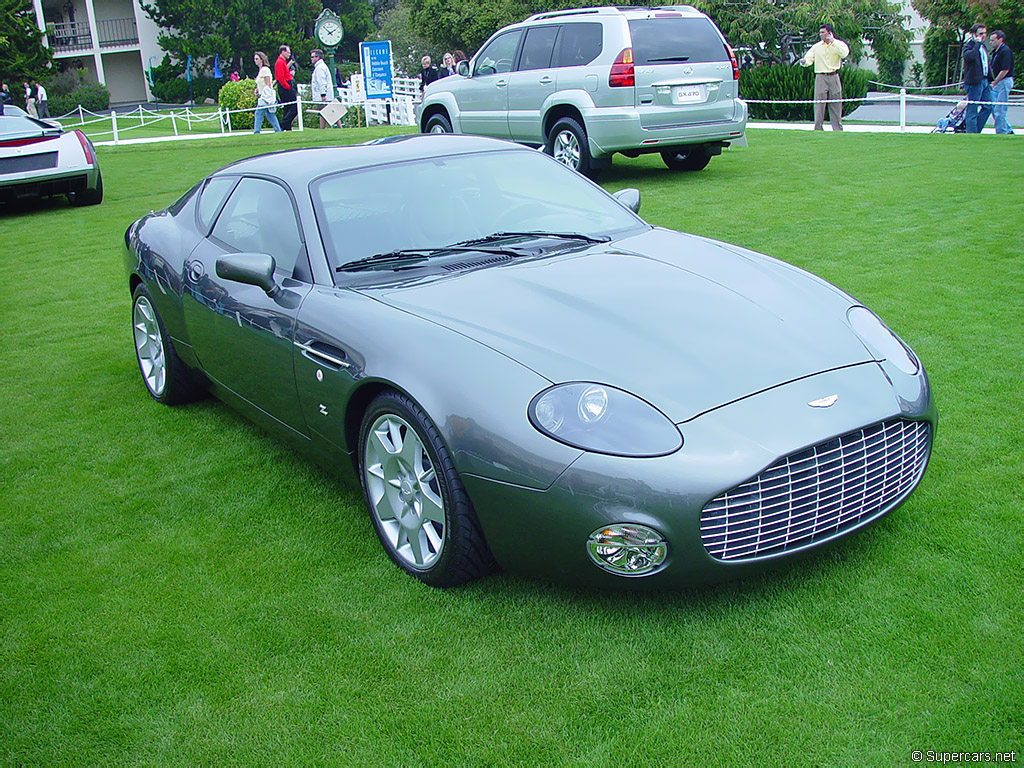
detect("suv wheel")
(425, 113), (452, 134)
(661, 146), (712, 172)
(546, 117), (598, 178)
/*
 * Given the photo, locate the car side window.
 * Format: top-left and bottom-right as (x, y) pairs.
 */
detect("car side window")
(518, 26), (558, 71)
(211, 177), (303, 276)
(196, 176), (238, 234)
(474, 31), (523, 76)
(554, 23), (603, 67)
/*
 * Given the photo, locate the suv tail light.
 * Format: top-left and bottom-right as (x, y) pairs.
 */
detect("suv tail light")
(75, 129), (95, 163)
(724, 43), (739, 81)
(609, 48), (634, 88)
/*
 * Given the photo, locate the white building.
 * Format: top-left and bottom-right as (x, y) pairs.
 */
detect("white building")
(31, 0), (164, 103)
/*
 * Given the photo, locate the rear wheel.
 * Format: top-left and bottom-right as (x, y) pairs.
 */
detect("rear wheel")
(69, 171), (103, 206)
(546, 117), (600, 178)
(131, 284), (202, 405)
(359, 390), (495, 588)
(424, 113), (452, 134)
(661, 146), (711, 172)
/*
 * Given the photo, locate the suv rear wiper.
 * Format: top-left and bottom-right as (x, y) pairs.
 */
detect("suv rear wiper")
(647, 56), (690, 62)
(338, 244), (529, 272)
(455, 231), (611, 246)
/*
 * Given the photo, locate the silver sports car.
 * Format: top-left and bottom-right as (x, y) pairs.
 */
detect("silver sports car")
(123, 135), (935, 588)
(0, 107), (102, 206)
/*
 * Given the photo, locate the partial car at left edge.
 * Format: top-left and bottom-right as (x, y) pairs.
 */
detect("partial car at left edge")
(0, 107), (102, 206)
(122, 134), (935, 590)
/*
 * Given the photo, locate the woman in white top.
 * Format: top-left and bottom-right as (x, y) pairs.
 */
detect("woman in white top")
(252, 51), (282, 133)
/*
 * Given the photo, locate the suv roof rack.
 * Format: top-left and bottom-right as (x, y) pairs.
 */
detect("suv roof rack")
(527, 5), (700, 21)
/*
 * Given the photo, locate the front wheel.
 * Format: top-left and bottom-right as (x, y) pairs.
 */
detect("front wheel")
(661, 146), (711, 172)
(545, 117), (599, 178)
(359, 391), (495, 587)
(131, 284), (203, 405)
(424, 113), (452, 134)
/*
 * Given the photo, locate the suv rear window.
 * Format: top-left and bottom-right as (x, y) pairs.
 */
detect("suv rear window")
(553, 23), (603, 67)
(627, 18), (726, 65)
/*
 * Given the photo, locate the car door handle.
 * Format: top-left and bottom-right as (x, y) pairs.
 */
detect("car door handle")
(294, 339), (350, 369)
(539, 77), (553, 85)
(496, 79), (508, 88)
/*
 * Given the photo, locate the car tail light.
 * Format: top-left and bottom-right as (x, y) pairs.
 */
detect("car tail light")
(75, 129), (95, 163)
(0, 136), (57, 148)
(609, 48), (634, 88)
(724, 43), (739, 80)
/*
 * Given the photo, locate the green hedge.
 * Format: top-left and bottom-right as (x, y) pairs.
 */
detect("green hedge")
(153, 76), (223, 104)
(738, 65), (868, 121)
(218, 79), (261, 131)
(46, 68), (110, 116)
(923, 27), (960, 89)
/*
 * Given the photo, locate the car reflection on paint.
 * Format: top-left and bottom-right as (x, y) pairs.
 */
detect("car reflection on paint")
(123, 134), (935, 588)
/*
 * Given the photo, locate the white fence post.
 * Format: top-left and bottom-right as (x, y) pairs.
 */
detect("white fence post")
(77, 104), (84, 124)
(297, 96), (304, 131)
(218, 107), (225, 133)
(899, 88), (907, 133)
(111, 111), (119, 144)
(138, 105), (145, 127)
(171, 112), (178, 136)
(186, 108), (192, 131)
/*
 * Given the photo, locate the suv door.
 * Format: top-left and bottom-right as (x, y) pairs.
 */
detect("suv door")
(627, 16), (736, 129)
(506, 24), (560, 144)
(458, 30), (523, 138)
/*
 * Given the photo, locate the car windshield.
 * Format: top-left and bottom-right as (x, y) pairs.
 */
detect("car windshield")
(311, 149), (644, 269)
(0, 114), (60, 139)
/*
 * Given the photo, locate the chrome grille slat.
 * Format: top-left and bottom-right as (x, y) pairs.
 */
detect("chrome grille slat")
(701, 419), (930, 561)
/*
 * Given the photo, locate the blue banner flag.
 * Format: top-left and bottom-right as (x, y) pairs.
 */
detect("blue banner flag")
(186, 54), (192, 82)
(213, 53), (222, 79)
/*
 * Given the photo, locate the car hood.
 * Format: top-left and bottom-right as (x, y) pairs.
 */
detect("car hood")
(360, 228), (872, 423)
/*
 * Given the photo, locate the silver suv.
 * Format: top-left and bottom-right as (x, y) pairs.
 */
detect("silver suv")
(419, 5), (747, 177)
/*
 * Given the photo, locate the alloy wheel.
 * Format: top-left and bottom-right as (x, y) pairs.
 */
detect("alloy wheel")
(133, 295), (166, 396)
(553, 129), (581, 170)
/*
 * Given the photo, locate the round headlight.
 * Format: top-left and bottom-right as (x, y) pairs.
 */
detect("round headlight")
(587, 523), (668, 577)
(848, 307), (919, 375)
(529, 383), (682, 457)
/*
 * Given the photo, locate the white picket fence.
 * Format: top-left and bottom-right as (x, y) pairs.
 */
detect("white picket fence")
(334, 74), (421, 126)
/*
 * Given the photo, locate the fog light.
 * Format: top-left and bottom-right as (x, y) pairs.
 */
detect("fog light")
(586, 523), (668, 577)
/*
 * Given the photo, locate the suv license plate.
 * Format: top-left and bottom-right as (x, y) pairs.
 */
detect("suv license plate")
(672, 85), (705, 104)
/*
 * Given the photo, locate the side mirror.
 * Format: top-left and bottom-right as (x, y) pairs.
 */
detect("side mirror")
(216, 252), (281, 297)
(613, 188), (641, 214)
(456, 60), (470, 77)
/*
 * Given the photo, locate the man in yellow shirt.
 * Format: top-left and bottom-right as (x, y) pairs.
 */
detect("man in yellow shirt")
(801, 24), (850, 131)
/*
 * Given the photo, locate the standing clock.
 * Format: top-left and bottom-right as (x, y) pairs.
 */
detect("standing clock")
(314, 9), (344, 49)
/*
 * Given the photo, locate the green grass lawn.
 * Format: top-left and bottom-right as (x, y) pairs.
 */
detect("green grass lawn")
(1, 129), (1021, 765)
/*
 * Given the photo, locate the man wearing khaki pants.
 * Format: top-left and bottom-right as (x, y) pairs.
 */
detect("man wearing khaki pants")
(801, 24), (849, 131)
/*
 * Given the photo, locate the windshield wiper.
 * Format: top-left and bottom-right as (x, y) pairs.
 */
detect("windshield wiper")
(338, 244), (530, 272)
(647, 56), (690, 62)
(455, 231), (611, 247)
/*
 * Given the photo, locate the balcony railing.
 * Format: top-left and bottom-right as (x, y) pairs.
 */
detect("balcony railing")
(48, 17), (139, 52)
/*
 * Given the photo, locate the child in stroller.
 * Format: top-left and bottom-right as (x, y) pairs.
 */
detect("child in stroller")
(932, 100), (968, 133)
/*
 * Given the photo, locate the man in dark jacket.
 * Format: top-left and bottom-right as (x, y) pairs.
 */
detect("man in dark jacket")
(275, 44), (297, 130)
(988, 30), (1015, 134)
(961, 23), (993, 133)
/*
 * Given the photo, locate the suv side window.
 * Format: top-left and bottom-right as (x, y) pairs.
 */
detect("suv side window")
(474, 31), (523, 76)
(518, 26), (559, 71)
(554, 22), (603, 67)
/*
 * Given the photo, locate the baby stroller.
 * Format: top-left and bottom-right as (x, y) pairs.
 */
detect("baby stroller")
(931, 100), (968, 133)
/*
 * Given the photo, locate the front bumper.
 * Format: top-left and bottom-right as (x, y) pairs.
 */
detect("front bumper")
(463, 361), (935, 588)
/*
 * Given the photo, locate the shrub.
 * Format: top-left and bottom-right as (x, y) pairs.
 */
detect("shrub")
(218, 78), (260, 131)
(150, 54), (223, 104)
(341, 103), (365, 128)
(738, 65), (867, 121)
(923, 27), (961, 89)
(46, 69), (110, 117)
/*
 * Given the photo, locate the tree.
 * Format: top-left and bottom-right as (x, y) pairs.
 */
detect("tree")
(140, 0), (372, 77)
(0, 0), (52, 88)
(695, 0), (911, 71)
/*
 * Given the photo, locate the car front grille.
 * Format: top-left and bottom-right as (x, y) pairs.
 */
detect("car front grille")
(700, 419), (931, 561)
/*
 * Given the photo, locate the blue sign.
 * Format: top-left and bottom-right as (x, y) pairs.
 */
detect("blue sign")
(359, 41), (393, 100)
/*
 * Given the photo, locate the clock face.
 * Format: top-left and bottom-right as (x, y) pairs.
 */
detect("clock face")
(318, 20), (343, 47)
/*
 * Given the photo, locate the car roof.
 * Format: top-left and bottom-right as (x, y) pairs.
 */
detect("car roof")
(524, 5), (704, 23)
(211, 134), (528, 186)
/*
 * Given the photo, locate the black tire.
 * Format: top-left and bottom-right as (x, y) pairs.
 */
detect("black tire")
(424, 113), (452, 134)
(545, 117), (599, 178)
(131, 284), (203, 406)
(661, 146), (712, 172)
(69, 170), (103, 206)
(358, 390), (496, 588)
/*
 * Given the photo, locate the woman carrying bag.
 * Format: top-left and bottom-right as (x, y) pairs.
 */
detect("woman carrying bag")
(252, 51), (282, 133)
